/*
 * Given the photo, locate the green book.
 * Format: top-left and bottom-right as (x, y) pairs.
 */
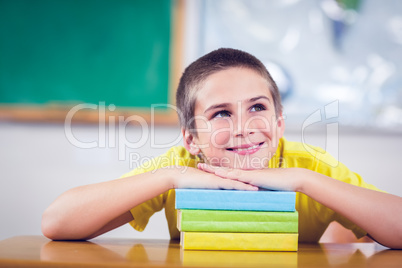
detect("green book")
(177, 209), (298, 233)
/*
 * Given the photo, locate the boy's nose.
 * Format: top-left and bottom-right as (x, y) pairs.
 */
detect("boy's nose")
(232, 116), (255, 137)
(233, 127), (254, 137)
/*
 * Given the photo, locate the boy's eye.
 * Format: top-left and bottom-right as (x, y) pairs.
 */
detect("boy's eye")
(213, 110), (231, 118)
(250, 104), (266, 112)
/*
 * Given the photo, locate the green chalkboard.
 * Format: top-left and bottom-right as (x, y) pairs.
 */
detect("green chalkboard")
(0, 0), (173, 110)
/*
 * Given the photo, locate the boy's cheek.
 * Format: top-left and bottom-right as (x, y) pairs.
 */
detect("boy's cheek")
(211, 129), (231, 148)
(209, 120), (232, 148)
(194, 117), (212, 133)
(251, 118), (280, 140)
(247, 116), (273, 132)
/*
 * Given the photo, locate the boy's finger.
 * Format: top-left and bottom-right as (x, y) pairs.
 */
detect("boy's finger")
(215, 168), (243, 180)
(198, 163), (254, 186)
(197, 163), (214, 173)
(198, 163), (230, 174)
(220, 179), (258, 191)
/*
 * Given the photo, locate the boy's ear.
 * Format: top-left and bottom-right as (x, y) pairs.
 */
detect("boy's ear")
(276, 113), (286, 138)
(182, 128), (201, 155)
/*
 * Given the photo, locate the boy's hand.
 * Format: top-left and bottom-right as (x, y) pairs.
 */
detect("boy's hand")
(169, 166), (258, 191)
(197, 163), (304, 192)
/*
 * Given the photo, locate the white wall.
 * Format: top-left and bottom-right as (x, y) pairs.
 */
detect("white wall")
(1, 121), (401, 241)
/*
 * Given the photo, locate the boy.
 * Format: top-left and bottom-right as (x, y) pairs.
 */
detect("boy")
(42, 48), (402, 249)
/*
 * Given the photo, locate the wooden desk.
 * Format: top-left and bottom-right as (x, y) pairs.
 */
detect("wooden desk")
(0, 236), (400, 267)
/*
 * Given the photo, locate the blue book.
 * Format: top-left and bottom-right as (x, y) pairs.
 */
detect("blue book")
(175, 189), (296, 212)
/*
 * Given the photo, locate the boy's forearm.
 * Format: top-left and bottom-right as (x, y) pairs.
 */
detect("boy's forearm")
(42, 165), (256, 241)
(299, 168), (402, 249)
(42, 168), (176, 240)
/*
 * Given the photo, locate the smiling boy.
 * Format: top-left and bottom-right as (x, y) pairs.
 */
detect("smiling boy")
(42, 48), (402, 249)
(183, 67), (283, 170)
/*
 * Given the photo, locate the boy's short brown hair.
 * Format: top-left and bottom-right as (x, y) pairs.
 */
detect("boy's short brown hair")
(176, 48), (282, 133)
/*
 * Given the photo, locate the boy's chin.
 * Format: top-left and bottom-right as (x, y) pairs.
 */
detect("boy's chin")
(233, 164), (266, 170)
(228, 158), (269, 170)
(206, 155), (270, 170)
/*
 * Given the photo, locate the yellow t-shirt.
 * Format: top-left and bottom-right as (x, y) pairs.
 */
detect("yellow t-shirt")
(121, 137), (382, 242)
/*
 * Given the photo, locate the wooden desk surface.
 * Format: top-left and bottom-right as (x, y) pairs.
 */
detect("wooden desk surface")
(0, 236), (400, 267)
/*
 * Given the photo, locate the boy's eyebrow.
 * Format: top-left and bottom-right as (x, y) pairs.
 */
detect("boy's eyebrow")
(204, 103), (231, 114)
(247, 96), (271, 103)
(204, 96), (271, 114)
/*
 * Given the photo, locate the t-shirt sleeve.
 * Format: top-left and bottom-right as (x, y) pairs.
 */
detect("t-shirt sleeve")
(118, 146), (198, 233)
(129, 192), (165, 232)
(118, 156), (167, 233)
(314, 150), (385, 239)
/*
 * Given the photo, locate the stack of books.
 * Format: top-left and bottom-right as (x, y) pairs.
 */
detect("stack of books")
(175, 189), (298, 251)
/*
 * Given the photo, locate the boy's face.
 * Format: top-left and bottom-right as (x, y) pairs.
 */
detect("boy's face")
(184, 67), (285, 170)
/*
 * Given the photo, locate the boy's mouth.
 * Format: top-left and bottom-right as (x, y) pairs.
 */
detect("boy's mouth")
(226, 142), (264, 155)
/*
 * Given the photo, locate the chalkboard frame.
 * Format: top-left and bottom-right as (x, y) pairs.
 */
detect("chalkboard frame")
(0, 0), (184, 126)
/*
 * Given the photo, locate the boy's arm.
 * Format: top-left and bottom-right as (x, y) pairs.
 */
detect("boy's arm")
(41, 166), (257, 241)
(198, 163), (402, 249)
